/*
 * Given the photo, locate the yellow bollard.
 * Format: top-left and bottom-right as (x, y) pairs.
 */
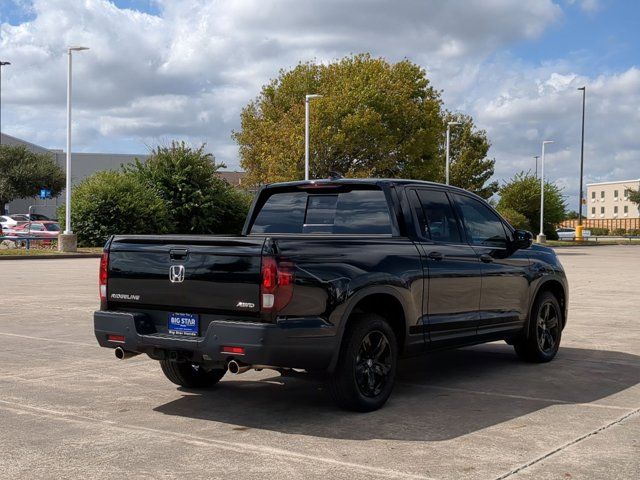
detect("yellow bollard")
(575, 224), (584, 241)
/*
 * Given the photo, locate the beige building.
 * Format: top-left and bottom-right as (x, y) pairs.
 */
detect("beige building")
(586, 179), (640, 220)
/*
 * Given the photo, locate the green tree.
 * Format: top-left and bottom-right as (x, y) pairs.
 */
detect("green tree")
(445, 113), (498, 199)
(564, 210), (579, 220)
(0, 144), (65, 214)
(126, 141), (250, 234)
(628, 189), (640, 208)
(57, 171), (169, 247)
(234, 54), (495, 195)
(496, 206), (530, 230)
(497, 172), (566, 238)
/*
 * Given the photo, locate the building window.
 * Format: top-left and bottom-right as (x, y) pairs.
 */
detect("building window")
(614, 190), (619, 198)
(591, 207), (595, 214)
(614, 206), (618, 214)
(601, 207), (605, 214)
(591, 191), (596, 199)
(625, 189), (632, 198)
(600, 191), (605, 198)
(624, 206), (629, 213)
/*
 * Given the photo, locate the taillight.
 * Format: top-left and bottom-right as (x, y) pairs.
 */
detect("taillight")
(260, 257), (294, 314)
(99, 251), (109, 301)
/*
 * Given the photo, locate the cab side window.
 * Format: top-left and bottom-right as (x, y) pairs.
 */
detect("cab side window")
(413, 189), (462, 243)
(452, 194), (508, 248)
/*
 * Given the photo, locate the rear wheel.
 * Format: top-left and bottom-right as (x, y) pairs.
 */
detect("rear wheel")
(159, 360), (226, 388)
(514, 291), (562, 362)
(329, 314), (398, 412)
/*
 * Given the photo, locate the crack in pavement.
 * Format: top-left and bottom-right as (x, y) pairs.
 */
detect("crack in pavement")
(493, 407), (640, 480)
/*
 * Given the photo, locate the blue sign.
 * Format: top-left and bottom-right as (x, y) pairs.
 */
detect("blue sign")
(39, 189), (52, 199)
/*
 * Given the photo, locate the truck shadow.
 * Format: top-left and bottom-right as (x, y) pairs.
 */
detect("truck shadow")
(153, 344), (639, 441)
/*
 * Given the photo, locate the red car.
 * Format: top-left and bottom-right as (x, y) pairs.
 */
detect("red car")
(11, 221), (61, 245)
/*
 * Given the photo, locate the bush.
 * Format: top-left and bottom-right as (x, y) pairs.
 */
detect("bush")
(58, 171), (169, 247)
(497, 172), (566, 238)
(589, 227), (609, 236)
(496, 206), (530, 231)
(126, 141), (250, 234)
(611, 228), (627, 236)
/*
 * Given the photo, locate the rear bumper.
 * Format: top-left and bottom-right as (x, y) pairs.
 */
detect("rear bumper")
(94, 310), (337, 371)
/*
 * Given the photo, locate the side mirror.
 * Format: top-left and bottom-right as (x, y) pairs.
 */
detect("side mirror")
(512, 229), (533, 250)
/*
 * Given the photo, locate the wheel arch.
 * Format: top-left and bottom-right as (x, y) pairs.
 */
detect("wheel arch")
(529, 277), (568, 333)
(328, 287), (408, 372)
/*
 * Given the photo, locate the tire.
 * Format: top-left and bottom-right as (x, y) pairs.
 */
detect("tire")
(514, 290), (563, 363)
(329, 314), (398, 412)
(159, 360), (226, 388)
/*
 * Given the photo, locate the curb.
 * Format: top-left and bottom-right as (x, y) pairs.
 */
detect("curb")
(0, 253), (102, 260)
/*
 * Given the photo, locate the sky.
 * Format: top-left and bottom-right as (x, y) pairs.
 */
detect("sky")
(1, 0), (639, 210)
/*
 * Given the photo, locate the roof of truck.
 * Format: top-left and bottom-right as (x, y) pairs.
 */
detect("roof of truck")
(263, 177), (474, 195)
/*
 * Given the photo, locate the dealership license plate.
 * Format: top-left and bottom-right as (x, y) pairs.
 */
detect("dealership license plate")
(168, 312), (199, 336)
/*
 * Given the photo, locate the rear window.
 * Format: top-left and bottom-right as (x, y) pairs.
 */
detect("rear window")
(250, 188), (392, 235)
(44, 223), (60, 231)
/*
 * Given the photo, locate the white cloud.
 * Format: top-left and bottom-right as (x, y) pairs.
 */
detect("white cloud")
(1, 0), (638, 214)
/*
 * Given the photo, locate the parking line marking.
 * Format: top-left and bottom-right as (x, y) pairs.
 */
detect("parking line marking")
(0, 399), (436, 480)
(493, 407), (640, 479)
(0, 331), (96, 347)
(397, 382), (636, 411)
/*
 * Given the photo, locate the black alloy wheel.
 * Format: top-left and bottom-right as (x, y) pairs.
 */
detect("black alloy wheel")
(355, 330), (393, 398)
(329, 314), (398, 412)
(514, 290), (562, 363)
(536, 301), (560, 355)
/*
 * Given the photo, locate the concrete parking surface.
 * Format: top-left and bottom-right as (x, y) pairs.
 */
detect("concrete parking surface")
(1, 246), (638, 479)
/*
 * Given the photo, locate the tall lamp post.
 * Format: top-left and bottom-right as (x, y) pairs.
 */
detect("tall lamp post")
(60, 46), (89, 253)
(304, 94), (322, 181)
(0, 61), (10, 146)
(576, 86), (586, 240)
(537, 140), (554, 244)
(445, 121), (461, 185)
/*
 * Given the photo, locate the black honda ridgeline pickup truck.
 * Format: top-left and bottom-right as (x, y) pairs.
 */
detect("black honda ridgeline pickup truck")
(95, 179), (568, 411)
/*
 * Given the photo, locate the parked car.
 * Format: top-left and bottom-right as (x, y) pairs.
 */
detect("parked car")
(11, 221), (60, 245)
(94, 178), (568, 411)
(0, 215), (19, 231)
(556, 227), (576, 240)
(9, 213), (52, 222)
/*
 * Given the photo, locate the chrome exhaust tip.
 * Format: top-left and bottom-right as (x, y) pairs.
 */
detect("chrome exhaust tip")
(227, 359), (251, 374)
(114, 346), (140, 360)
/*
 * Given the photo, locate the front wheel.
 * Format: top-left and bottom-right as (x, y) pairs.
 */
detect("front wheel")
(514, 291), (562, 363)
(329, 314), (398, 412)
(160, 360), (226, 388)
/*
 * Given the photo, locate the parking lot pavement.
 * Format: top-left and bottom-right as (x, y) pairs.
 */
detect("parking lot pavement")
(1, 246), (638, 479)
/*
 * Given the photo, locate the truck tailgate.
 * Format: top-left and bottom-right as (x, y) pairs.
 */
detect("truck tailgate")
(107, 235), (265, 314)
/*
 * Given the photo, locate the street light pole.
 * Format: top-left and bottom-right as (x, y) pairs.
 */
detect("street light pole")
(60, 46), (89, 252)
(577, 86), (586, 240)
(0, 61), (10, 146)
(538, 140), (554, 243)
(304, 94), (322, 181)
(445, 121), (461, 185)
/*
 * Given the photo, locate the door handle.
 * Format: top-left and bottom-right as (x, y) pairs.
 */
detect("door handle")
(427, 251), (444, 261)
(479, 253), (494, 263)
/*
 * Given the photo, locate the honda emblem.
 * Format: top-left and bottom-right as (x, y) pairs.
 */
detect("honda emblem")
(169, 265), (185, 283)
